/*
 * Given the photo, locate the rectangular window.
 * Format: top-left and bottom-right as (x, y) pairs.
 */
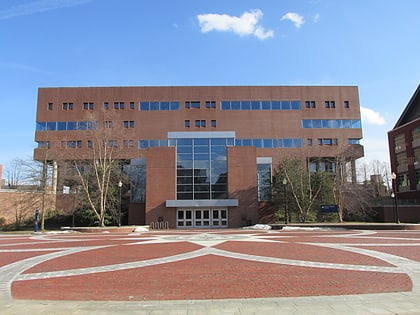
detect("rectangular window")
(211, 120), (216, 127)
(83, 102), (94, 110)
(124, 120), (135, 128)
(307, 138), (312, 145)
(201, 120), (206, 127)
(48, 103), (53, 110)
(318, 138), (323, 145)
(186, 101), (200, 109)
(113, 102), (125, 109)
(185, 120), (190, 128)
(344, 100), (350, 108)
(130, 102), (135, 109)
(103, 102), (109, 110)
(87, 140), (93, 148)
(104, 121), (113, 128)
(195, 120), (201, 127)
(123, 140), (134, 148)
(205, 101), (216, 108)
(325, 101), (335, 108)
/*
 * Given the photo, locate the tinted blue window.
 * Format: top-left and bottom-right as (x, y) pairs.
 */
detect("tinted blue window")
(194, 146), (209, 153)
(252, 139), (263, 148)
(342, 120), (352, 128)
(352, 120), (361, 128)
(322, 120), (331, 128)
(281, 101), (291, 110)
(78, 121), (88, 130)
(211, 145), (226, 153)
(235, 139), (242, 146)
(139, 140), (149, 149)
(313, 120), (322, 128)
(251, 101), (261, 110)
(261, 101), (271, 110)
(263, 139), (273, 148)
(57, 122), (66, 130)
(149, 140), (159, 147)
(291, 101), (301, 109)
(150, 102), (159, 110)
(221, 101), (230, 110)
(195, 138), (209, 145)
(293, 139), (303, 148)
(46, 122), (56, 130)
(177, 153), (193, 161)
(226, 138), (234, 146)
(159, 140), (168, 147)
(195, 153), (210, 160)
(140, 102), (150, 110)
(67, 122), (77, 130)
(191, 101), (200, 108)
(329, 120), (340, 128)
(273, 139), (281, 148)
(211, 138), (225, 145)
(241, 101), (251, 110)
(271, 101), (281, 110)
(170, 102), (180, 110)
(231, 101), (240, 110)
(160, 102), (169, 110)
(36, 122), (46, 131)
(283, 138), (292, 147)
(178, 138), (192, 146)
(177, 146), (192, 153)
(242, 139), (252, 146)
(302, 120), (312, 128)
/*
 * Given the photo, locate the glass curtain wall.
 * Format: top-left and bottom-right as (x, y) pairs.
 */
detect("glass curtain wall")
(175, 138), (230, 200)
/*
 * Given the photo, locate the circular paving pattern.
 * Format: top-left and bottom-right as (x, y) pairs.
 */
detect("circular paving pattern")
(1, 229), (420, 302)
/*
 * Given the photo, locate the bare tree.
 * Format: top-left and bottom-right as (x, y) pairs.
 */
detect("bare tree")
(4, 158), (25, 188)
(72, 111), (125, 227)
(273, 158), (328, 223)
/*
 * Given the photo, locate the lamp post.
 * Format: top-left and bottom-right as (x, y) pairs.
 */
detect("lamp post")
(118, 180), (122, 227)
(283, 178), (288, 224)
(391, 172), (399, 224)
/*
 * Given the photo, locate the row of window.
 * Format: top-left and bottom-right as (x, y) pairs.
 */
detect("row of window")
(185, 120), (217, 128)
(221, 100), (301, 111)
(308, 138), (338, 146)
(37, 119), (362, 132)
(48, 99), (352, 112)
(393, 127), (420, 151)
(49, 101), (181, 111)
(305, 100), (350, 109)
(302, 119), (361, 129)
(39, 137), (360, 150)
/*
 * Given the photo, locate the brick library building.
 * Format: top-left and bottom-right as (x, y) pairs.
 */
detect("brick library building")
(34, 86), (364, 228)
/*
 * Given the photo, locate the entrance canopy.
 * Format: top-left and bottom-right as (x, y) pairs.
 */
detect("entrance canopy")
(166, 199), (238, 207)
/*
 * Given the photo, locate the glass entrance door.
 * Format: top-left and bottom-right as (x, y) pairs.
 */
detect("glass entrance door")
(177, 209), (228, 228)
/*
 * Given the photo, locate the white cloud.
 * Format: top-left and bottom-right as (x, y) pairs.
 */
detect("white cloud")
(360, 106), (386, 125)
(281, 12), (304, 28)
(197, 9), (274, 40)
(314, 13), (320, 23)
(0, 0), (93, 20)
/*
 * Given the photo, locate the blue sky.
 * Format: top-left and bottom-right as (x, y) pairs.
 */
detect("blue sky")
(0, 0), (419, 175)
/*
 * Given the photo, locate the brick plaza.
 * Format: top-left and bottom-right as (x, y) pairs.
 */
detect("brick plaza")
(1, 228), (420, 314)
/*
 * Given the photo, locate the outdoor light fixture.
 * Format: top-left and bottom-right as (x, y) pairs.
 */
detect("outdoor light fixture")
(118, 180), (123, 227)
(390, 172), (399, 224)
(282, 178), (288, 225)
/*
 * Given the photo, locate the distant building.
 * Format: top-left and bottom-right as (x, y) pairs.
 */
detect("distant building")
(388, 85), (420, 204)
(388, 85), (420, 222)
(34, 86), (364, 228)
